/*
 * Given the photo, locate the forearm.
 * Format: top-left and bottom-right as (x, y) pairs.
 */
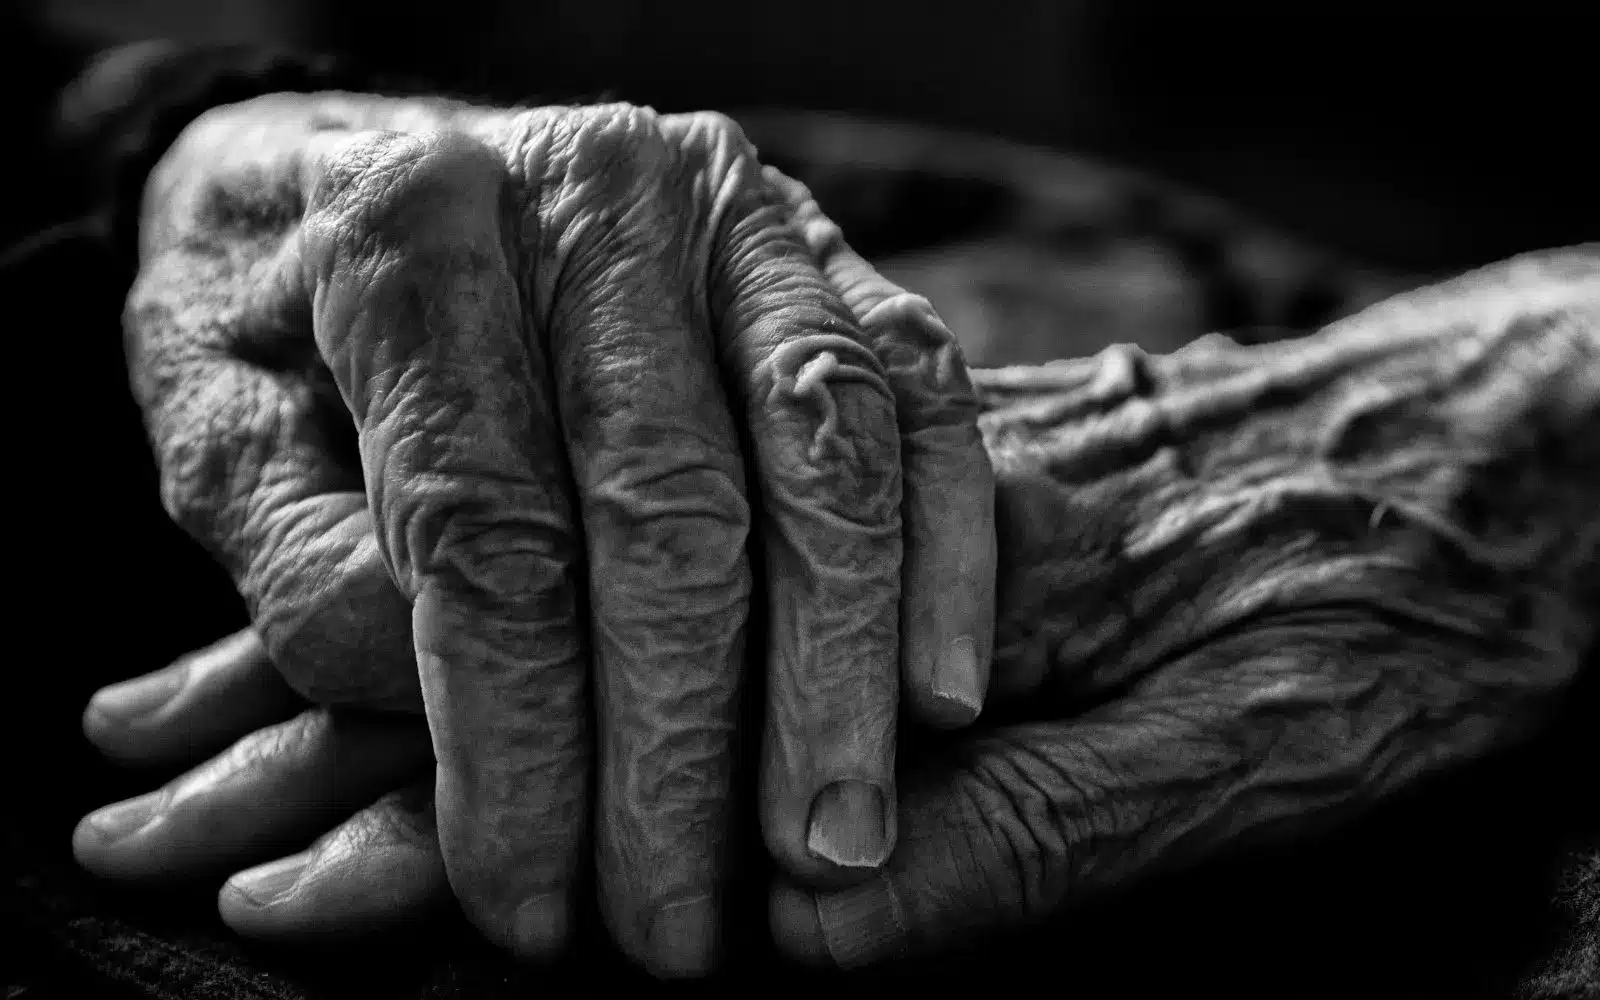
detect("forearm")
(975, 247), (1600, 714)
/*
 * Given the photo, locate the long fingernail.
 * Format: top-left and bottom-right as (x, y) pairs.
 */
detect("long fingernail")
(90, 667), (187, 722)
(86, 793), (161, 842)
(807, 781), (890, 869)
(510, 892), (569, 958)
(646, 895), (720, 977)
(932, 637), (983, 717)
(227, 851), (312, 906)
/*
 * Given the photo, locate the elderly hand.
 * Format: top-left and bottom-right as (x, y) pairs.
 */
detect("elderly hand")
(72, 92), (996, 976)
(772, 248), (1600, 965)
(82, 249), (1599, 970)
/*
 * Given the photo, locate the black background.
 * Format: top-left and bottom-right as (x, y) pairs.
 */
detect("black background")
(3, 3), (1597, 997)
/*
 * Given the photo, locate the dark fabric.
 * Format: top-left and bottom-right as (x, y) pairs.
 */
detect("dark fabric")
(5, 39), (1596, 1000)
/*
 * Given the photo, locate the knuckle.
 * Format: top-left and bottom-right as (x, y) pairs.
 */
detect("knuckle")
(561, 103), (669, 190)
(665, 109), (754, 162)
(392, 484), (576, 611)
(588, 464), (750, 583)
(862, 293), (982, 431)
(757, 332), (903, 523)
(310, 129), (502, 239)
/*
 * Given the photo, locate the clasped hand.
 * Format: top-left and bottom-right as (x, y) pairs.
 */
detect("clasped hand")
(74, 92), (996, 977)
(72, 91), (1600, 982)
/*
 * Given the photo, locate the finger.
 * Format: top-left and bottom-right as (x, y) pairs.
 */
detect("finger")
(127, 133), (418, 709)
(301, 128), (589, 959)
(73, 708), (433, 882)
(541, 108), (753, 976)
(775, 168), (996, 728)
(673, 113), (904, 884)
(767, 618), (1567, 969)
(83, 629), (303, 768)
(220, 782), (448, 939)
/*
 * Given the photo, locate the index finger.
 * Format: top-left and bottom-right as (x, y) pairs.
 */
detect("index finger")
(301, 127), (588, 959)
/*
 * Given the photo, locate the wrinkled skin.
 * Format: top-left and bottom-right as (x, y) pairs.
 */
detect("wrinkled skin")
(74, 93), (1000, 977)
(82, 244), (1600, 969)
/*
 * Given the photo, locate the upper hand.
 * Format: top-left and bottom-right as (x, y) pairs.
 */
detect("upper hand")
(83, 92), (996, 976)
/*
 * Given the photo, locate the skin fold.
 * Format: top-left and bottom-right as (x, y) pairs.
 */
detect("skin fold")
(81, 242), (1600, 971)
(73, 91), (1599, 978)
(80, 91), (999, 978)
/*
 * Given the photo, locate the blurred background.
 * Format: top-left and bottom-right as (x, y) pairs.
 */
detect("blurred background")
(11, 0), (1598, 271)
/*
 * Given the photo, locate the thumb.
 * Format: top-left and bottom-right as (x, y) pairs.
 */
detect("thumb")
(767, 721), (1116, 970)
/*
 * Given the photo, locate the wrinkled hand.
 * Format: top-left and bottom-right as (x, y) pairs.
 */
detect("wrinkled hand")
(772, 248), (1600, 965)
(75, 93), (996, 976)
(82, 249), (1599, 969)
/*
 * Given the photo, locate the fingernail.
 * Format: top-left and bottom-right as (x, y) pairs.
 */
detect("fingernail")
(932, 637), (983, 717)
(646, 894), (720, 977)
(227, 851), (312, 906)
(86, 793), (161, 842)
(510, 892), (569, 958)
(90, 667), (187, 722)
(816, 876), (911, 968)
(807, 780), (890, 869)
(770, 879), (909, 970)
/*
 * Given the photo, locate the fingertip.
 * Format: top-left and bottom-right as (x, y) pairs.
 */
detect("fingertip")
(504, 891), (571, 963)
(772, 874), (911, 971)
(69, 813), (103, 871)
(80, 700), (116, 751)
(768, 882), (831, 967)
(72, 792), (162, 877)
(218, 851), (313, 934)
(635, 894), (721, 979)
(903, 631), (989, 731)
(905, 680), (984, 732)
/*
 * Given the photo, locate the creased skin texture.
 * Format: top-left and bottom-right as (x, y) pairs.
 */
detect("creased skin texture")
(124, 91), (937, 970)
(861, 247), (1600, 956)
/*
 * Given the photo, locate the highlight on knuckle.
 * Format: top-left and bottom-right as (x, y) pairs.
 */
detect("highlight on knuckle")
(312, 129), (500, 248)
(560, 103), (669, 193)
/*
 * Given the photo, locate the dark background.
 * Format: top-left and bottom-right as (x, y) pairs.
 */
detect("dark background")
(17, 0), (1600, 270)
(4, 2), (1597, 998)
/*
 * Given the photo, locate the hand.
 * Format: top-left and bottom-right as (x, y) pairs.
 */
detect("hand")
(83, 249), (1599, 969)
(769, 249), (1599, 966)
(78, 630), (447, 938)
(83, 92), (996, 975)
